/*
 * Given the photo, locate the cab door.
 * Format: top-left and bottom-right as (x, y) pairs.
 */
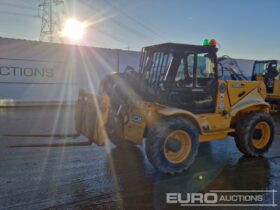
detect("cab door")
(75, 89), (110, 145)
(252, 60), (277, 80)
(168, 52), (217, 114)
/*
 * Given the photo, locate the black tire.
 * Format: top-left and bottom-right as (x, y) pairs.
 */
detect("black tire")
(145, 117), (199, 174)
(235, 112), (275, 157)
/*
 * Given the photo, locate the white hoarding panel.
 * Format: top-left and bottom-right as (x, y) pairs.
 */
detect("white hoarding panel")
(0, 38), (142, 106)
(0, 58), (76, 84)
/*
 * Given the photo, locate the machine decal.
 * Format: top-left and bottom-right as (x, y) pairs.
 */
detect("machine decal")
(219, 102), (225, 110)
(219, 83), (227, 93)
(219, 93), (225, 110)
(232, 84), (245, 88)
(131, 115), (142, 123)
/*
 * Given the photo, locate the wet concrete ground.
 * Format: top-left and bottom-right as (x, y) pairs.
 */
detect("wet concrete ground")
(0, 106), (279, 210)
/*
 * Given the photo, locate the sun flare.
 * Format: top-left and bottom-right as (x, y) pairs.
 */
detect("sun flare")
(62, 18), (86, 41)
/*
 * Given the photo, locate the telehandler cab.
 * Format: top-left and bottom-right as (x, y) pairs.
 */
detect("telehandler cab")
(75, 41), (275, 174)
(251, 60), (280, 109)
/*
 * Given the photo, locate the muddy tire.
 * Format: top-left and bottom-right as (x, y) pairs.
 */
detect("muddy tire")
(145, 117), (199, 174)
(235, 112), (275, 157)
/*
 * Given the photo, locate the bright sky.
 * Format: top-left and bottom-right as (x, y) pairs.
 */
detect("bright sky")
(0, 0), (279, 60)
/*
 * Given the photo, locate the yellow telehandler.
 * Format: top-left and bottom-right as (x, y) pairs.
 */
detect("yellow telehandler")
(75, 41), (275, 174)
(252, 60), (280, 110)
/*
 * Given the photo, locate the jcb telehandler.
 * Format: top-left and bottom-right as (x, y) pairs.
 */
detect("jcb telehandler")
(75, 41), (275, 174)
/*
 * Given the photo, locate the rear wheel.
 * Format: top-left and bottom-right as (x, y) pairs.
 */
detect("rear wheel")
(146, 118), (199, 174)
(235, 112), (274, 157)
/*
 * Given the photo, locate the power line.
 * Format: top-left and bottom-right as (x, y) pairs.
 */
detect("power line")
(0, 1), (37, 10)
(103, 0), (167, 40)
(0, 29), (38, 40)
(0, 10), (38, 18)
(80, 0), (152, 43)
(91, 27), (129, 46)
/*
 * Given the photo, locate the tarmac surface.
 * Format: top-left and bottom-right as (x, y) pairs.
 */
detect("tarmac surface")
(0, 106), (279, 210)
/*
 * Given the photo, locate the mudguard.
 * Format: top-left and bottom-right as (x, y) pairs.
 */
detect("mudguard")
(230, 88), (270, 116)
(157, 107), (203, 133)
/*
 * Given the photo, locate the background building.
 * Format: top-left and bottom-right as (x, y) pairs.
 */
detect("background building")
(0, 38), (255, 106)
(0, 37), (140, 106)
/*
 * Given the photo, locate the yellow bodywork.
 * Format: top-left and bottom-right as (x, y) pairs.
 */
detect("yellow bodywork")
(266, 79), (280, 101)
(256, 75), (265, 82)
(273, 79), (280, 95)
(75, 89), (110, 146)
(256, 74), (280, 107)
(76, 80), (269, 146)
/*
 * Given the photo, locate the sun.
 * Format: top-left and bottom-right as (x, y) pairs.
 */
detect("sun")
(62, 18), (86, 41)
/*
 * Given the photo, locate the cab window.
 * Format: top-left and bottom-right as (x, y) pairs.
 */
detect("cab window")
(174, 52), (215, 88)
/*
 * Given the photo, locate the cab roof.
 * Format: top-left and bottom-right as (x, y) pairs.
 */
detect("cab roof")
(143, 42), (218, 53)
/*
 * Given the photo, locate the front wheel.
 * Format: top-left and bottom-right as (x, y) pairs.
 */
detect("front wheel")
(146, 118), (199, 174)
(235, 112), (275, 157)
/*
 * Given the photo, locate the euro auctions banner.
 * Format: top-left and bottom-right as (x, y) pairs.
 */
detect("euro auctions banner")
(0, 58), (76, 84)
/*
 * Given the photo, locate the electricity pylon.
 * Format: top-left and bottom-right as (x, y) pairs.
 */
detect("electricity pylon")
(39, 0), (64, 43)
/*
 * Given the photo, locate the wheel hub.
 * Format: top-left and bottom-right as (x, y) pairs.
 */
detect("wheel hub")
(164, 130), (192, 164)
(252, 121), (271, 149)
(253, 129), (263, 140)
(165, 138), (182, 153)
